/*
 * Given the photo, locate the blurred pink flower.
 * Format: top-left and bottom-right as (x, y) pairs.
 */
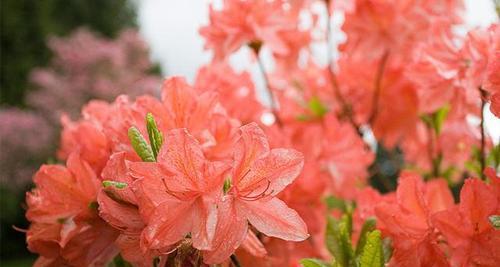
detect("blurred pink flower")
(28, 28), (161, 123)
(0, 108), (54, 189)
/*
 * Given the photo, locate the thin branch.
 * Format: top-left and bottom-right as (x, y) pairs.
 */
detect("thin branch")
(256, 56), (277, 111)
(230, 254), (242, 267)
(324, 3), (362, 135)
(368, 50), (390, 125)
(425, 122), (442, 178)
(251, 44), (283, 126)
(479, 88), (487, 180)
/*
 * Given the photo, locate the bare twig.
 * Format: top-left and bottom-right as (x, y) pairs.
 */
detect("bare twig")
(479, 88), (487, 180)
(230, 254), (242, 267)
(368, 50), (390, 125)
(251, 42), (283, 126)
(324, 3), (362, 135)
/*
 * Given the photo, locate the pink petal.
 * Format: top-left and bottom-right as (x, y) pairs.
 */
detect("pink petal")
(101, 152), (136, 204)
(432, 207), (470, 248)
(490, 92), (500, 118)
(97, 190), (144, 233)
(237, 148), (304, 196)
(157, 129), (207, 192)
(203, 196), (248, 264)
(161, 77), (195, 128)
(61, 220), (119, 266)
(396, 173), (428, 220)
(459, 178), (497, 233)
(233, 123), (270, 184)
(141, 200), (194, 251)
(240, 230), (267, 258)
(191, 197), (218, 250)
(116, 233), (155, 267)
(239, 198), (308, 241)
(66, 153), (100, 200)
(425, 179), (454, 213)
(131, 176), (177, 223)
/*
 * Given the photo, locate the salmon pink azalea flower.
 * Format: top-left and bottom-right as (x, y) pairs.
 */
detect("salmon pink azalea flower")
(433, 178), (500, 267)
(26, 153), (119, 266)
(130, 128), (228, 252)
(375, 172), (454, 267)
(203, 123), (308, 263)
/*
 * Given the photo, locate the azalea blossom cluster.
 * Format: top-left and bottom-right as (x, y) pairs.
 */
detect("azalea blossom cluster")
(26, 77), (308, 266)
(23, 0), (500, 267)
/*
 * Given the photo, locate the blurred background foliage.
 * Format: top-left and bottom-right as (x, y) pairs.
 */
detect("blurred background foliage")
(1, 0), (139, 265)
(0, 0), (137, 106)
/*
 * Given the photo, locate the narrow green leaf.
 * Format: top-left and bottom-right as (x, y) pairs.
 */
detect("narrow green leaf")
(223, 178), (232, 194)
(324, 195), (347, 212)
(325, 216), (354, 267)
(355, 217), (377, 257)
(102, 180), (128, 189)
(489, 215), (500, 229)
(344, 207), (354, 237)
(146, 113), (163, 160)
(308, 96), (329, 117)
(300, 258), (330, 267)
(433, 105), (450, 135)
(487, 144), (500, 169)
(359, 230), (384, 267)
(296, 114), (312, 121)
(128, 126), (155, 162)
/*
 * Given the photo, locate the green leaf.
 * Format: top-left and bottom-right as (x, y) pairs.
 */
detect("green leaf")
(359, 230), (384, 267)
(146, 113), (163, 160)
(433, 105), (450, 135)
(223, 178), (232, 194)
(326, 216), (354, 267)
(296, 114), (312, 121)
(88, 201), (99, 211)
(324, 195), (347, 212)
(465, 146), (483, 177)
(355, 217), (376, 257)
(108, 254), (133, 267)
(128, 126), (155, 162)
(487, 144), (500, 169)
(308, 96), (329, 118)
(489, 215), (500, 229)
(102, 180), (127, 189)
(300, 258), (330, 267)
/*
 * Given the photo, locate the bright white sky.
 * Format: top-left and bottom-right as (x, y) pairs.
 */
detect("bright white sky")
(136, 0), (499, 139)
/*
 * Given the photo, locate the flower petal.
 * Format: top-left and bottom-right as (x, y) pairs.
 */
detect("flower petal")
(240, 198), (308, 241)
(97, 190), (144, 233)
(459, 178), (497, 233)
(233, 123), (271, 188)
(203, 196), (248, 264)
(141, 200), (194, 251)
(101, 152), (136, 204)
(237, 148), (304, 196)
(191, 197), (218, 250)
(157, 129), (207, 192)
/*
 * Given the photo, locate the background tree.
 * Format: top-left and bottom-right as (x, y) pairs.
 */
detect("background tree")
(0, 1), (138, 265)
(0, 0), (137, 106)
